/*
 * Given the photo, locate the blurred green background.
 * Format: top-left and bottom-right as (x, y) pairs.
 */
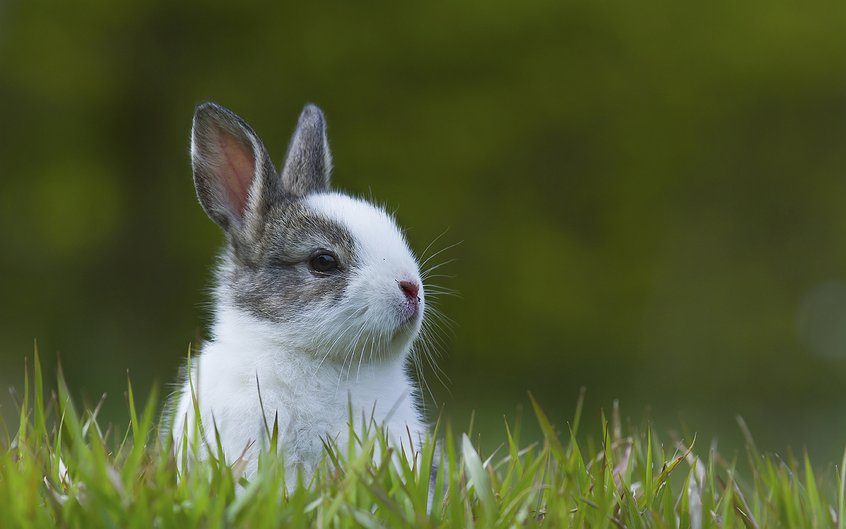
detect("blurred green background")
(2, 0), (846, 458)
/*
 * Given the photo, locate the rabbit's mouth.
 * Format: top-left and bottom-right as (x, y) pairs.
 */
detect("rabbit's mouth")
(399, 297), (422, 325)
(394, 302), (423, 340)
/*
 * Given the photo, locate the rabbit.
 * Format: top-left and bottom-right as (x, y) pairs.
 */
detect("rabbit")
(167, 102), (431, 482)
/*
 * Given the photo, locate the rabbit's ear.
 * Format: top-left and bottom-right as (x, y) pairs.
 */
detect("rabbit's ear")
(191, 102), (280, 235)
(280, 104), (332, 196)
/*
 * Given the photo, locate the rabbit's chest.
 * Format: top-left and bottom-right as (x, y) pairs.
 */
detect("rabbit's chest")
(195, 343), (425, 477)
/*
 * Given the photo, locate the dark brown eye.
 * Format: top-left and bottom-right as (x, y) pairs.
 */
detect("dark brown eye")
(308, 250), (339, 274)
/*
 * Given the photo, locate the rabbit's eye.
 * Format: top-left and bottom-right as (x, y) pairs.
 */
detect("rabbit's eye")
(308, 250), (340, 274)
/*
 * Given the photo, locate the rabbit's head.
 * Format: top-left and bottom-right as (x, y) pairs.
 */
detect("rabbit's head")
(191, 102), (424, 361)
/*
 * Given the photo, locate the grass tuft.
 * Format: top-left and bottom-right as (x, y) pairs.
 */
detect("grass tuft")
(1, 354), (845, 528)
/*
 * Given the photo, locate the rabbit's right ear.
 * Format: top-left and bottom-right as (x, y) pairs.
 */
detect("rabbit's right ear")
(191, 102), (280, 237)
(280, 104), (332, 196)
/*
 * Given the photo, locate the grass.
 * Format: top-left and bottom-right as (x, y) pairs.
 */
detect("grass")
(2, 350), (846, 528)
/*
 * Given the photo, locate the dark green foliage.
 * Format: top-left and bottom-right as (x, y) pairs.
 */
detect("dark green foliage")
(1, 0), (846, 461)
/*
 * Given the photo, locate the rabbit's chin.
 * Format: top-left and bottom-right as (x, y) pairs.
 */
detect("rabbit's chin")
(322, 319), (422, 365)
(393, 317), (422, 345)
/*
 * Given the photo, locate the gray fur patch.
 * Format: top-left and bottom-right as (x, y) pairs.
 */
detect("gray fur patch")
(222, 198), (357, 323)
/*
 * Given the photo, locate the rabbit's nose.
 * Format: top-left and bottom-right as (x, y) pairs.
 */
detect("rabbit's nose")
(398, 280), (420, 301)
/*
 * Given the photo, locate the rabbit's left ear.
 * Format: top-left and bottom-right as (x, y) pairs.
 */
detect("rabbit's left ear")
(280, 104), (333, 196)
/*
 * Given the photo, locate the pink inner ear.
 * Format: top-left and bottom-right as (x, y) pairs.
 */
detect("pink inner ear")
(215, 126), (256, 217)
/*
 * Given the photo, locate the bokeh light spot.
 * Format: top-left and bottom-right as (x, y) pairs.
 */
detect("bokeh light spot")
(796, 281), (846, 360)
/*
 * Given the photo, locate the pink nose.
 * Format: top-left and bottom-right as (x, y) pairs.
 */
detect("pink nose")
(398, 280), (420, 301)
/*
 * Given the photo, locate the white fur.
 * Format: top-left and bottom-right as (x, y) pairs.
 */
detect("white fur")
(170, 193), (427, 481)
